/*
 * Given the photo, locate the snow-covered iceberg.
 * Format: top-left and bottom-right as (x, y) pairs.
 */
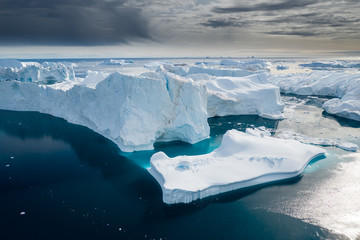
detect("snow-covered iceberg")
(158, 65), (284, 119)
(0, 61), (75, 84)
(148, 129), (325, 204)
(194, 73), (284, 119)
(269, 71), (360, 121)
(0, 59), (23, 68)
(322, 86), (360, 121)
(0, 71), (209, 152)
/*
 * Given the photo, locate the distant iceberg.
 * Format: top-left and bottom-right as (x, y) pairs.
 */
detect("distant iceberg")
(148, 129), (325, 204)
(194, 59), (271, 72)
(0, 59), (23, 68)
(0, 61), (75, 84)
(299, 60), (360, 70)
(99, 59), (134, 65)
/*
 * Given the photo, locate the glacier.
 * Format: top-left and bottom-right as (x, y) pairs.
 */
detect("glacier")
(0, 69), (209, 152)
(269, 71), (360, 121)
(148, 129), (326, 204)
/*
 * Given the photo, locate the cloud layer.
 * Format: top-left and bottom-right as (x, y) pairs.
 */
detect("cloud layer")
(0, 0), (151, 45)
(0, 0), (359, 54)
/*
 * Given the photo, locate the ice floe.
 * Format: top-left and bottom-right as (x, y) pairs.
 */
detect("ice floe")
(276, 129), (358, 152)
(148, 129), (325, 204)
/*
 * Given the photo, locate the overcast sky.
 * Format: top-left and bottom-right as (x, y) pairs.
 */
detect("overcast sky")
(0, 0), (359, 58)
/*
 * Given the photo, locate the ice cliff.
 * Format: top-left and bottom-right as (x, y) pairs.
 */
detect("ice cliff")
(158, 64), (284, 119)
(0, 70), (209, 152)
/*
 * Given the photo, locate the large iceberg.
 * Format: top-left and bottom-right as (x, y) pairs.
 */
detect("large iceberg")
(322, 86), (360, 121)
(0, 71), (209, 152)
(158, 64), (284, 119)
(148, 129), (325, 204)
(269, 71), (360, 121)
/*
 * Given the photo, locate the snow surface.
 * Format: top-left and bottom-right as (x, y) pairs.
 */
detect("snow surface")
(276, 129), (358, 152)
(0, 71), (210, 152)
(148, 129), (325, 204)
(269, 71), (360, 121)
(158, 64), (284, 119)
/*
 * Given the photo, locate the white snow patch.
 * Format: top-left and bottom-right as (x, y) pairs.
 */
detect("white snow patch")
(148, 129), (325, 204)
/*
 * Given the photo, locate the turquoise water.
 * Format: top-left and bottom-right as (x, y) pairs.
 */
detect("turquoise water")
(0, 107), (350, 240)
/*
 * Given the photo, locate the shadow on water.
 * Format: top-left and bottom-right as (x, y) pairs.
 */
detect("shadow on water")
(322, 111), (360, 128)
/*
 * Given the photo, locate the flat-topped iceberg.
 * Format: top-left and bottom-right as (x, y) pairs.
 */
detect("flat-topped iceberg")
(269, 71), (360, 121)
(148, 129), (326, 204)
(0, 71), (209, 152)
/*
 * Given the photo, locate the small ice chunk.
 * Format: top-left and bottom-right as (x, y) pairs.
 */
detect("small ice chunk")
(20, 212), (25, 215)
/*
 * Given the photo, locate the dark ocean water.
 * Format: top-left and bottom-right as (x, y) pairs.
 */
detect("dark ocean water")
(0, 109), (349, 240)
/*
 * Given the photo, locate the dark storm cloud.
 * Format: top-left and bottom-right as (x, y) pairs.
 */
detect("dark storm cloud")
(265, 30), (317, 37)
(212, 0), (318, 13)
(0, 0), (151, 45)
(201, 18), (245, 28)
